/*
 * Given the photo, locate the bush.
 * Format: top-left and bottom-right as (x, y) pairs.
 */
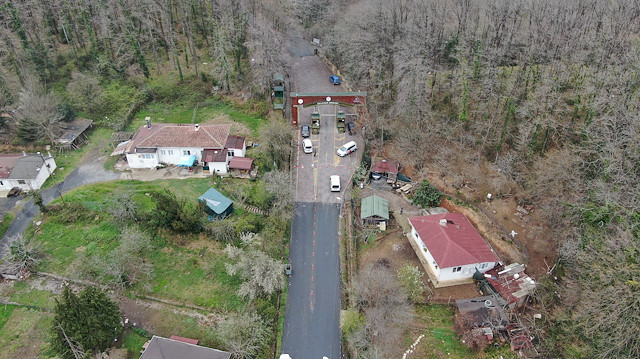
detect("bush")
(412, 180), (443, 208)
(397, 265), (426, 303)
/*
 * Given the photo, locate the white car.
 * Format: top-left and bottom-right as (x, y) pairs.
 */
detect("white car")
(330, 175), (341, 192)
(336, 141), (357, 157)
(302, 138), (313, 154)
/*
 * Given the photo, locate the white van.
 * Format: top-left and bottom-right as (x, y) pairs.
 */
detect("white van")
(330, 175), (341, 192)
(337, 141), (357, 157)
(302, 138), (313, 154)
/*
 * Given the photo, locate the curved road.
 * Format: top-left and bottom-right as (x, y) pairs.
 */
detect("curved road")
(0, 157), (120, 255)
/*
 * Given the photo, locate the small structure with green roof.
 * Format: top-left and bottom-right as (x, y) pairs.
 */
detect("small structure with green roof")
(198, 188), (233, 220)
(361, 195), (389, 225)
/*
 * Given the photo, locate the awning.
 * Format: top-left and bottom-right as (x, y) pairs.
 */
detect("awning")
(177, 155), (197, 167)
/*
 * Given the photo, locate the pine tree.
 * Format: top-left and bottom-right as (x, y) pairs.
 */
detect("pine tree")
(51, 286), (122, 359)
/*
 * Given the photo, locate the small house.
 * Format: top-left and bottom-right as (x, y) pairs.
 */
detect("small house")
(0, 153), (57, 192)
(408, 213), (498, 287)
(360, 195), (389, 225)
(140, 335), (230, 359)
(198, 188), (233, 220)
(370, 158), (399, 183)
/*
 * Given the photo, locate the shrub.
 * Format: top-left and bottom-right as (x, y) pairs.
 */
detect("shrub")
(412, 180), (443, 208)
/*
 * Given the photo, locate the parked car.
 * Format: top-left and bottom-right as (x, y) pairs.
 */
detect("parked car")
(336, 141), (357, 157)
(330, 175), (341, 192)
(301, 124), (310, 138)
(302, 138), (313, 154)
(7, 187), (21, 197)
(347, 121), (356, 135)
(329, 75), (341, 85)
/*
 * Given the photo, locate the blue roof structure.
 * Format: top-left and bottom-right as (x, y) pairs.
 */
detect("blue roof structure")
(177, 155), (197, 167)
(198, 188), (233, 215)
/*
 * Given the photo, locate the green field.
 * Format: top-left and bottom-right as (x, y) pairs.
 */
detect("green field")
(0, 306), (53, 359)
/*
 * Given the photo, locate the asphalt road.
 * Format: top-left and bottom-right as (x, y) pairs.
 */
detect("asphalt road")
(281, 202), (342, 359)
(281, 26), (361, 359)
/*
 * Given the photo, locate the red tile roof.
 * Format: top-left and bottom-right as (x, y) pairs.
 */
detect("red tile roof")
(225, 135), (245, 150)
(202, 149), (227, 163)
(409, 213), (497, 268)
(371, 158), (399, 174)
(169, 335), (199, 345)
(229, 157), (254, 170)
(483, 263), (536, 306)
(127, 123), (230, 152)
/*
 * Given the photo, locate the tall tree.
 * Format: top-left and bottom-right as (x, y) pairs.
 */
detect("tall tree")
(51, 286), (122, 359)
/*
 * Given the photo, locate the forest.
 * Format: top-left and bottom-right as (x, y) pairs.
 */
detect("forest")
(1, 0), (639, 358)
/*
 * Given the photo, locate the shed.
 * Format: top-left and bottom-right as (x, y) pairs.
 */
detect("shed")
(228, 157), (256, 178)
(198, 188), (233, 220)
(54, 119), (93, 151)
(371, 158), (399, 183)
(360, 195), (389, 224)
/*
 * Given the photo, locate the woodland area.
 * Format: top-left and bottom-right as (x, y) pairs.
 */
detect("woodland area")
(1, 0), (639, 358)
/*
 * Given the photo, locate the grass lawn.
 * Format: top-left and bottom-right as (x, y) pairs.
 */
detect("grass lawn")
(4, 281), (56, 310)
(414, 304), (517, 359)
(31, 179), (262, 311)
(123, 328), (150, 358)
(0, 307), (53, 359)
(0, 212), (15, 239)
(133, 98), (266, 135)
(0, 305), (16, 330)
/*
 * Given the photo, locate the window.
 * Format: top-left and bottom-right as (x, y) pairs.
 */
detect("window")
(452, 266), (462, 272)
(141, 154), (154, 159)
(168, 150), (174, 155)
(480, 263), (488, 269)
(228, 149), (235, 157)
(18, 180), (26, 184)
(183, 150), (191, 155)
(0, 180), (3, 185)
(160, 150), (166, 155)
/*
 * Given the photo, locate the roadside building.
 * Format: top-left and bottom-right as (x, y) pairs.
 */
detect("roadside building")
(0, 152), (57, 192)
(140, 335), (230, 359)
(407, 213), (498, 287)
(360, 195), (389, 226)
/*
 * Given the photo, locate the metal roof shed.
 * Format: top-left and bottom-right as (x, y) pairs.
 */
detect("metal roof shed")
(361, 195), (389, 223)
(198, 188), (233, 220)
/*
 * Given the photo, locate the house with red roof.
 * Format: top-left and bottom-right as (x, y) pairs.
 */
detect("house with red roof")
(408, 213), (498, 286)
(112, 119), (246, 175)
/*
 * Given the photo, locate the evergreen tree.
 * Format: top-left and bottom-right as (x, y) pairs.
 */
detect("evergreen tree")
(51, 286), (122, 359)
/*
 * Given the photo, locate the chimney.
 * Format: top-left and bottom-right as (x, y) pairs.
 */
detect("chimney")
(195, 124), (200, 131)
(145, 117), (151, 129)
(439, 219), (447, 227)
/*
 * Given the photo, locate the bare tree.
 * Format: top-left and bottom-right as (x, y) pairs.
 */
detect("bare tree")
(224, 232), (285, 300)
(263, 170), (293, 217)
(0, 234), (42, 275)
(218, 310), (269, 359)
(16, 75), (63, 142)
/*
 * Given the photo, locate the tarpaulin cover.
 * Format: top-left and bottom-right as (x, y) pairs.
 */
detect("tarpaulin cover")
(177, 155), (197, 167)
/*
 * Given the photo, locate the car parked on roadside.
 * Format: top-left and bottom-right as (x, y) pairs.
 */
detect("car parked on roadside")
(329, 75), (341, 85)
(336, 141), (357, 157)
(302, 138), (313, 154)
(301, 124), (310, 138)
(330, 175), (341, 192)
(7, 187), (21, 197)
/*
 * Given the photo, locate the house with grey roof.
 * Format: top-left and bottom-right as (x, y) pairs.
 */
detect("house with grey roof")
(140, 335), (231, 359)
(0, 153), (57, 192)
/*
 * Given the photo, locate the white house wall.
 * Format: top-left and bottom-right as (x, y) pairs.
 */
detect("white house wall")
(126, 153), (159, 169)
(207, 161), (228, 174)
(410, 225), (495, 283)
(0, 157), (57, 191)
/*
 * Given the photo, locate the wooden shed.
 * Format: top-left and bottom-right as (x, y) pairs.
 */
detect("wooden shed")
(360, 195), (389, 225)
(198, 188), (233, 220)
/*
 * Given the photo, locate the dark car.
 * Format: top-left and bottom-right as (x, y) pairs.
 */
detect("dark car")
(7, 187), (21, 197)
(301, 124), (310, 138)
(347, 121), (356, 135)
(329, 75), (341, 85)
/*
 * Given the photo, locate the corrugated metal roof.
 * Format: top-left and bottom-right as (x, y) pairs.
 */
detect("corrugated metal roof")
(360, 195), (389, 220)
(198, 188), (233, 214)
(8, 155), (53, 180)
(202, 149), (227, 163)
(371, 158), (399, 174)
(409, 213), (497, 268)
